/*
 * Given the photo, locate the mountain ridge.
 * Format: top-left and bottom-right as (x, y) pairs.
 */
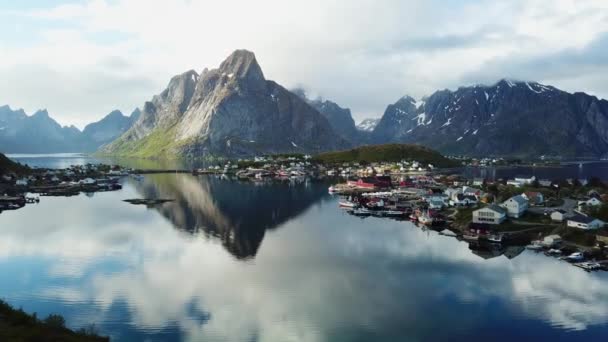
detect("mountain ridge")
(104, 50), (349, 158)
(372, 79), (608, 158)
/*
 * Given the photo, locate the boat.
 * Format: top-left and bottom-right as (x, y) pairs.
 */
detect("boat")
(545, 249), (562, 256)
(351, 208), (371, 216)
(562, 252), (584, 262)
(328, 186), (337, 194)
(526, 240), (544, 251)
(339, 200), (357, 208)
(487, 234), (504, 244)
(574, 262), (601, 271)
(418, 213), (434, 225)
(380, 210), (406, 218)
(462, 233), (479, 241)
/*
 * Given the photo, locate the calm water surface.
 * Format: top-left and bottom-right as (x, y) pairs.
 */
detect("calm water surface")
(1, 156), (608, 341)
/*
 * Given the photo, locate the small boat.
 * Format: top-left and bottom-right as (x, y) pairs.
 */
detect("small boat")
(526, 241), (544, 251)
(545, 249), (562, 256)
(462, 233), (479, 241)
(562, 252), (584, 262)
(487, 234), (504, 244)
(380, 210), (405, 218)
(328, 186), (337, 193)
(351, 208), (371, 216)
(574, 262), (601, 271)
(339, 200), (356, 208)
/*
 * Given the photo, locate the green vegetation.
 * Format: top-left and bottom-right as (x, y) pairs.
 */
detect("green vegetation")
(454, 207), (475, 227)
(551, 226), (598, 247)
(0, 153), (29, 175)
(0, 300), (108, 341)
(313, 144), (458, 168)
(587, 203), (608, 222)
(101, 126), (193, 159)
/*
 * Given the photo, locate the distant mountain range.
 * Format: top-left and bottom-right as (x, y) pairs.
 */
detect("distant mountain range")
(372, 80), (608, 158)
(0, 105), (140, 153)
(103, 50), (348, 157)
(3, 49), (608, 158)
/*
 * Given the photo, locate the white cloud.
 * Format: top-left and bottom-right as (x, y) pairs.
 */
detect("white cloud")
(1, 0), (608, 126)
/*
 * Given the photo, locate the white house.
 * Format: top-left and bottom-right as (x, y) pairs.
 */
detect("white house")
(514, 176), (536, 185)
(550, 209), (568, 222)
(450, 194), (478, 207)
(15, 178), (28, 186)
(567, 215), (605, 230)
(501, 195), (529, 218)
(472, 205), (507, 224)
(578, 197), (603, 208)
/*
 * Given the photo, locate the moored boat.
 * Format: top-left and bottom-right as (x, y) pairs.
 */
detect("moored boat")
(339, 200), (357, 208)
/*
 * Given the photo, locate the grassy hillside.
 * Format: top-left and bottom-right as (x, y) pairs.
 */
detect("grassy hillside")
(0, 153), (29, 174)
(100, 126), (193, 159)
(313, 143), (457, 167)
(0, 300), (108, 341)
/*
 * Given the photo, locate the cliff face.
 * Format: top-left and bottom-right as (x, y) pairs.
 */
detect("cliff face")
(105, 50), (348, 158)
(372, 80), (608, 158)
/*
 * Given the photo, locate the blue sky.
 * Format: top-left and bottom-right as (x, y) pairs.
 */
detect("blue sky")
(1, 0), (608, 128)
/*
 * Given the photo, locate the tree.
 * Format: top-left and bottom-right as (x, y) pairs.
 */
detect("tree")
(44, 314), (66, 329)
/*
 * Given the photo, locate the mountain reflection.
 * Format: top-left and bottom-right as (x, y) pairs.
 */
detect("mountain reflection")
(131, 175), (329, 259)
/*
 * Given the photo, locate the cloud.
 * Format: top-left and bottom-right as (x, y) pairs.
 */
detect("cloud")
(1, 0), (608, 125)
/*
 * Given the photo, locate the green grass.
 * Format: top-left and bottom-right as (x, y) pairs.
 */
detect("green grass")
(313, 144), (458, 168)
(101, 126), (192, 158)
(0, 300), (108, 341)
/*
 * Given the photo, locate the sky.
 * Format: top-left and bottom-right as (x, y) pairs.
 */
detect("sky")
(1, 0), (608, 128)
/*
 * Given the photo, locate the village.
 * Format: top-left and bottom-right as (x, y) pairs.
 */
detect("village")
(324, 159), (608, 271)
(0, 163), (130, 213)
(3, 154), (608, 271)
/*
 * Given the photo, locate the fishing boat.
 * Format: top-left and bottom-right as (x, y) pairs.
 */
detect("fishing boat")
(418, 213), (434, 225)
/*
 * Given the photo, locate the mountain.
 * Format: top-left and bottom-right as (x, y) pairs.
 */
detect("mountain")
(82, 109), (140, 149)
(293, 89), (361, 143)
(0, 106), (140, 153)
(0, 107), (85, 153)
(356, 118), (380, 132)
(372, 80), (608, 158)
(103, 50), (348, 158)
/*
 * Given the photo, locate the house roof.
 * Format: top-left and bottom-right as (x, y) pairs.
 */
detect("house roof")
(568, 214), (598, 224)
(477, 204), (507, 215)
(507, 195), (528, 205)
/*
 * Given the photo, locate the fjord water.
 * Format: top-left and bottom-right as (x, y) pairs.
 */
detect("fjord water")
(1, 157), (608, 341)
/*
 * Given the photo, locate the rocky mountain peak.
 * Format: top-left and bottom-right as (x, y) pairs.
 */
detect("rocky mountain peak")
(106, 110), (126, 119)
(32, 109), (50, 118)
(218, 49), (265, 88)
